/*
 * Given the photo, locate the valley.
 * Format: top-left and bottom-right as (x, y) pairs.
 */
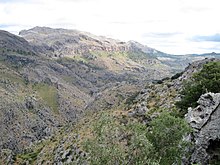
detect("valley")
(0, 27), (220, 164)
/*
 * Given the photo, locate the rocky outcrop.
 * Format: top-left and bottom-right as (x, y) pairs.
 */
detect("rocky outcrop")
(185, 93), (220, 164)
(178, 58), (217, 82)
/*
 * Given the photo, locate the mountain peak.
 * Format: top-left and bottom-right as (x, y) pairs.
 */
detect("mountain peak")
(19, 26), (79, 36)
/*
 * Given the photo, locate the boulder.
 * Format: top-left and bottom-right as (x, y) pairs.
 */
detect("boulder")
(128, 102), (148, 117)
(185, 93), (220, 164)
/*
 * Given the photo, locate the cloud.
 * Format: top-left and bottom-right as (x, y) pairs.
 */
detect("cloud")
(142, 32), (182, 38)
(0, 0), (37, 3)
(0, 0), (23, 2)
(1, 0), (220, 54)
(180, 6), (210, 13)
(192, 34), (220, 42)
(0, 24), (16, 28)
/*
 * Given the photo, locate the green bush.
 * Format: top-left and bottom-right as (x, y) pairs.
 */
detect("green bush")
(126, 123), (159, 165)
(147, 113), (192, 165)
(82, 113), (127, 165)
(171, 72), (183, 80)
(82, 111), (191, 165)
(17, 149), (41, 164)
(82, 112), (159, 165)
(176, 61), (220, 114)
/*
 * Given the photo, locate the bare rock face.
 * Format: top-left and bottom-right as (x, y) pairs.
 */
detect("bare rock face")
(185, 93), (220, 164)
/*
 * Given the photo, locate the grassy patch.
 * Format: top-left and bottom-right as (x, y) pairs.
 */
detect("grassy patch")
(57, 56), (88, 64)
(33, 83), (59, 114)
(71, 55), (89, 63)
(91, 51), (128, 58)
(127, 51), (154, 61)
(17, 148), (41, 164)
(0, 71), (25, 85)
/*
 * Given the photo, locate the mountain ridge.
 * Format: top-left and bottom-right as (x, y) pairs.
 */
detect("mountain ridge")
(19, 26), (220, 73)
(19, 26), (162, 58)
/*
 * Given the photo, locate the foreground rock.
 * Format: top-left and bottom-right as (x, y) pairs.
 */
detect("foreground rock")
(185, 93), (220, 164)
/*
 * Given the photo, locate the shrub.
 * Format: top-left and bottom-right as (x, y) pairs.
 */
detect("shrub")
(171, 71), (183, 80)
(82, 112), (159, 165)
(82, 111), (191, 165)
(147, 113), (192, 165)
(82, 112), (127, 165)
(176, 61), (220, 114)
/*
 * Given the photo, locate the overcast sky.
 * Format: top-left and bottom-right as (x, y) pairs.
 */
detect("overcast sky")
(0, 0), (220, 54)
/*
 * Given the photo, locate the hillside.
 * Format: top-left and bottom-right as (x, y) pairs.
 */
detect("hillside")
(6, 58), (220, 165)
(0, 30), (34, 54)
(0, 27), (174, 156)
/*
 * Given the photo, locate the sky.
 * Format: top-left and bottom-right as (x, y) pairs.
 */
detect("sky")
(0, 0), (220, 55)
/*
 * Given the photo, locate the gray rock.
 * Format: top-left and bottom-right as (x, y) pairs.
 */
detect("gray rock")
(66, 154), (73, 163)
(61, 148), (71, 160)
(25, 96), (36, 109)
(185, 93), (220, 164)
(0, 149), (14, 165)
(128, 102), (148, 118)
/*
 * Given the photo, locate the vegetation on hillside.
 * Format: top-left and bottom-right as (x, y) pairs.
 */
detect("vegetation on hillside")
(176, 61), (220, 114)
(14, 108), (191, 165)
(0, 47), (34, 56)
(81, 111), (191, 165)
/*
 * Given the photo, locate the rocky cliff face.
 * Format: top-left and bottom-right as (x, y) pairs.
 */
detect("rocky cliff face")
(186, 93), (220, 164)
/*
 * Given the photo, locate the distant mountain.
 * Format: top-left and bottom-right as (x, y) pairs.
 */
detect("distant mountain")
(20, 27), (220, 72)
(19, 26), (172, 76)
(19, 27), (161, 57)
(156, 52), (220, 71)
